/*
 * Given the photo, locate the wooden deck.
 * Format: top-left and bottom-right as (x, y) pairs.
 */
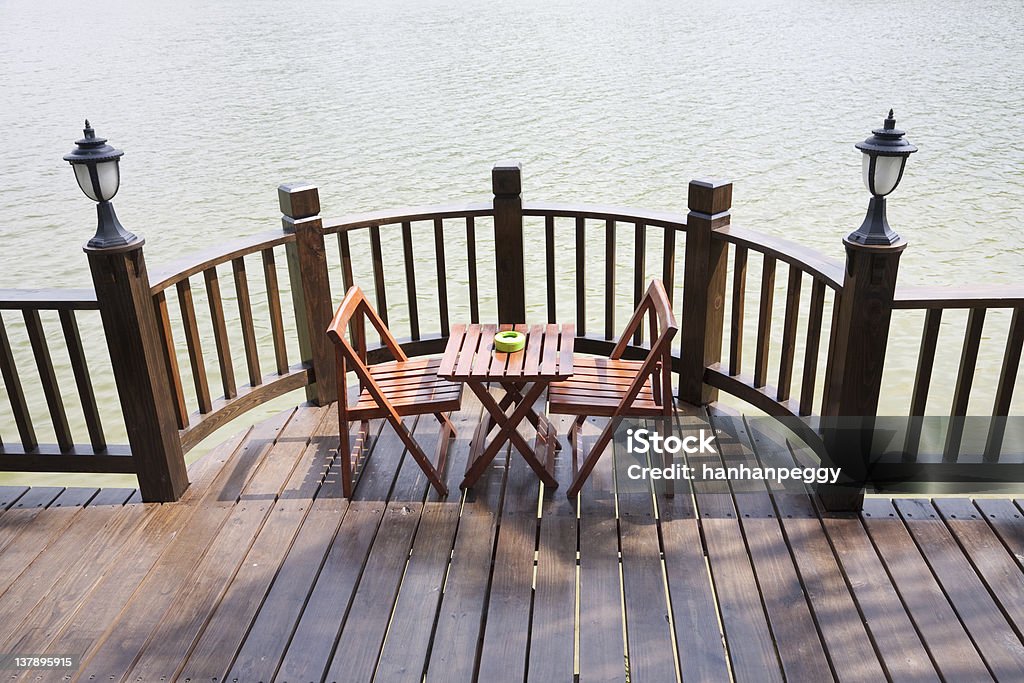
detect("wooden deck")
(2, 390), (1024, 682)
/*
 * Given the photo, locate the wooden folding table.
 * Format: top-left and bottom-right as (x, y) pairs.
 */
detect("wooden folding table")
(437, 323), (575, 489)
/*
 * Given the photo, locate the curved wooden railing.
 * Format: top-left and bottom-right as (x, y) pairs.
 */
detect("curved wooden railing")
(147, 230), (311, 452)
(1, 163), (1021, 506)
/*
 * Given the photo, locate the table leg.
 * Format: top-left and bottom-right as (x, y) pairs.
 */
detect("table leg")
(462, 382), (557, 489)
(499, 381), (562, 451)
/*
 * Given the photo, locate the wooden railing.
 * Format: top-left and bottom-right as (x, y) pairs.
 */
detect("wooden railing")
(891, 286), (1024, 459)
(1, 161), (1021, 508)
(147, 231), (311, 453)
(0, 289), (132, 472)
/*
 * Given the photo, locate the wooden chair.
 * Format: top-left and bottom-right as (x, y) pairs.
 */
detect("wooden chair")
(326, 286), (460, 498)
(549, 279), (678, 498)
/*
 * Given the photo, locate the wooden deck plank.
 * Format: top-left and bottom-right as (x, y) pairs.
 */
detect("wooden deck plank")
(0, 487), (96, 601)
(0, 489), (155, 653)
(821, 512), (940, 682)
(0, 487), (64, 555)
(73, 410), (295, 681)
(615, 420), (678, 683)
(224, 419), (385, 683)
(476, 414), (543, 683)
(19, 431), (250, 679)
(373, 396), (481, 681)
(711, 412), (834, 682)
(425, 400), (510, 681)
(685, 410), (783, 683)
(893, 498), (1024, 679)
(124, 406), (329, 682)
(321, 416), (439, 683)
(934, 498), (1024, 640)
(577, 416), (627, 682)
(658, 456), (731, 683)
(861, 497), (994, 681)
(0, 486), (29, 509)
(744, 422), (888, 683)
(174, 407), (336, 683)
(275, 416), (423, 683)
(975, 498), (1024, 572)
(527, 413), (579, 683)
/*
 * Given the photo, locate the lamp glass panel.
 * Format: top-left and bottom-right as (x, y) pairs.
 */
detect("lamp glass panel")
(73, 163), (99, 201)
(872, 155), (904, 196)
(95, 160), (120, 201)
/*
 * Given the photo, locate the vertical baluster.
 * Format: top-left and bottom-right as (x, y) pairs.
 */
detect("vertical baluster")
(776, 267), (803, 401)
(985, 307), (1024, 459)
(153, 291), (189, 429)
(466, 217), (479, 325)
(662, 225), (677, 304)
(753, 255), (776, 388)
(177, 279), (213, 413)
(545, 215), (556, 324)
(338, 229), (365, 354)
(22, 310), (72, 452)
(59, 309), (106, 452)
(434, 218), (450, 336)
(0, 312), (37, 451)
(903, 308), (942, 459)
(401, 222), (420, 341)
(799, 279), (826, 416)
(370, 225), (388, 327)
(262, 249), (289, 376)
(944, 308), (986, 461)
(204, 267), (237, 400)
(729, 245), (748, 376)
(605, 219), (616, 341)
(633, 222), (646, 345)
(233, 256), (262, 386)
(575, 216), (586, 337)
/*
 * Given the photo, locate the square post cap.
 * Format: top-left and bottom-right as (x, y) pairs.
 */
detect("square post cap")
(687, 178), (733, 215)
(492, 161), (522, 196)
(279, 182), (321, 219)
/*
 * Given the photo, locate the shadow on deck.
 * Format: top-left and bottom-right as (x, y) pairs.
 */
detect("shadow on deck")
(1, 389), (1024, 682)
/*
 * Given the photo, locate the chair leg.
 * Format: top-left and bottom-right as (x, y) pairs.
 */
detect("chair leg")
(339, 410), (353, 499)
(433, 412), (456, 481)
(567, 416), (622, 498)
(389, 416), (449, 497)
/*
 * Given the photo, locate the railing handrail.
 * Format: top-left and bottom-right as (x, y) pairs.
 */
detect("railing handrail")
(148, 230), (296, 294)
(321, 201), (494, 235)
(523, 201), (689, 230)
(712, 225), (845, 290)
(895, 285), (1024, 309)
(0, 288), (98, 310)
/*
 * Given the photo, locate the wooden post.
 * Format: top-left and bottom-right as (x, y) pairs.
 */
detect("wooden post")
(678, 179), (732, 405)
(280, 182), (336, 405)
(492, 161), (526, 324)
(86, 239), (189, 502)
(819, 237), (906, 511)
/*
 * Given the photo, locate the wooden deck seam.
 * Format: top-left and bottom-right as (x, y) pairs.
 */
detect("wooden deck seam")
(72, 409), (297, 681)
(170, 405), (341, 682)
(223, 417), (389, 683)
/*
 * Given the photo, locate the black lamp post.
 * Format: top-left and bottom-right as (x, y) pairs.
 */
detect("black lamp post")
(849, 109), (917, 246)
(64, 120), (140, 250)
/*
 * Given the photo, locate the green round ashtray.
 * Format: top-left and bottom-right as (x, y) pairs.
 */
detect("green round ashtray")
(494, 330), (526, 353)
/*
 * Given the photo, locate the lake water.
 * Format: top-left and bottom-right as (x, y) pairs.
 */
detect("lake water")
(1, 0), (1022, 486)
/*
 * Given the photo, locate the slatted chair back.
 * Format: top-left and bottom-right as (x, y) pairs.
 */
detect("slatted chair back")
(549, 278), (678, 498)
(608, 278), (678, 415)
(326, 286), (457, 498)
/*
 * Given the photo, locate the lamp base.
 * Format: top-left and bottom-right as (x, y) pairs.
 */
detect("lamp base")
(87, 201), (141, 250)
(847, 196), (901, 246)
